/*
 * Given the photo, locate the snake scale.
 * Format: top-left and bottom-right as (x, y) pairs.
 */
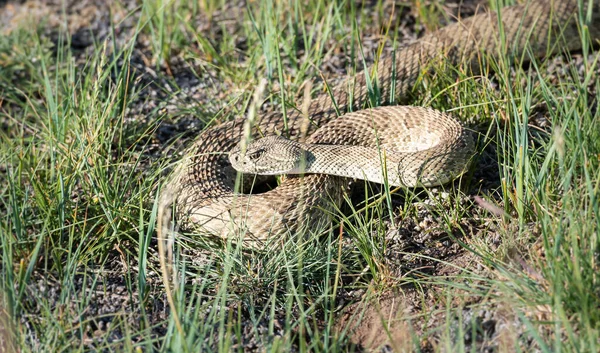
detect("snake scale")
(158, 0), (600, 246)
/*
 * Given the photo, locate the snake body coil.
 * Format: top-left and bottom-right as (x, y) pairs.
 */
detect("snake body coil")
(159, 0), (600, 245)
(229, 106), (473, 188)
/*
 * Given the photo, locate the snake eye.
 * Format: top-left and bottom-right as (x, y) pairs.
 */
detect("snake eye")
(247, 148), (266, 160)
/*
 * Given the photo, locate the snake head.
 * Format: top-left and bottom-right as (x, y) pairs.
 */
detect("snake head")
(229, 135), (309, 175)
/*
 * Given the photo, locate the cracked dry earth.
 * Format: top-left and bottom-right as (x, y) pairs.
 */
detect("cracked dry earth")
(2, 0), (599, 351)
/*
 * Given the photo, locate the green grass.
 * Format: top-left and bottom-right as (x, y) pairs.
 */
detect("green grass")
(1, 0), (599, 351)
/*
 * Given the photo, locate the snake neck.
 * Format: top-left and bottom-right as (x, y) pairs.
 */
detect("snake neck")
(302, 144), (404, 187)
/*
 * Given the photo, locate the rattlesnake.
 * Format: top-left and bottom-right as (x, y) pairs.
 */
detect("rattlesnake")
(158, 0), (600, 246)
